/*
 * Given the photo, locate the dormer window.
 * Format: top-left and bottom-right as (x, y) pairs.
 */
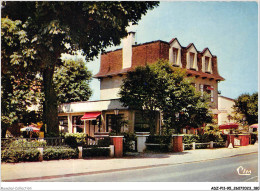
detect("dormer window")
(202, 48), (213, 74)
(186, 43), (198, 71)
(172, 48), (178, 66)
(169, 38), (182, 67)
(190, 53), (195, 70)
(205, 57), (210, 73)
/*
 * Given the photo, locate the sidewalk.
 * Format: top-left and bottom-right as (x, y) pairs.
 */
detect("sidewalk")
(1, 144), (258, 182)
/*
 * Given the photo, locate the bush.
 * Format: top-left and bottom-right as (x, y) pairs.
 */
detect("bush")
(146, 135), (171, 145)
(97, 137), (111, 147)
(146, 144), (169, 152)
(8, 139), (47, 148)
(145, 135), (171, 152)
(43, 146), (78, 160)
(251, 133), (258, 144)
(183, 135), (199, 144)
(1, 148), (40, 163)
(64, 133), (87, 147)
(123, 133), (136, 153)
(83, 147), (110, 157)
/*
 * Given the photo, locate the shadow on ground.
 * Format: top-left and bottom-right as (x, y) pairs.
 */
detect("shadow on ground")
(83, 151), (190, 160)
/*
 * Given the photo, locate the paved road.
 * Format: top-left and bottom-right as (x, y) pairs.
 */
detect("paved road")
(34, 153), (258, 182)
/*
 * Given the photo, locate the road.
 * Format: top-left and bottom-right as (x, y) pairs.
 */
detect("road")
(34, 152), (258, 182)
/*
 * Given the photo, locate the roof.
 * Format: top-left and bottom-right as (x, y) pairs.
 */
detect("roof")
(218, 95), (235, 101)
(186, 69), (225, 81)
(94, 38), (225, 81)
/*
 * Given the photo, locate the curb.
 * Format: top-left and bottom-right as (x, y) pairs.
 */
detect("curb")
(3, 151), (258, 182)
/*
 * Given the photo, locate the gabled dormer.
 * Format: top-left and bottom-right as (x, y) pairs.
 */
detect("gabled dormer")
(169, 38), (182, 67)
(186, 43), (198, 71)
(201, 48), (213, 74)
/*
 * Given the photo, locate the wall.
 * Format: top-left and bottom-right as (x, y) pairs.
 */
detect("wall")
(100, 75), (125, 100)
(193, 77), (219, 109)
(218, 96), (236, 125)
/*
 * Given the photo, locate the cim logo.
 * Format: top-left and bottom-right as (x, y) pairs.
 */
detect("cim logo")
(237, 166), (252, 176)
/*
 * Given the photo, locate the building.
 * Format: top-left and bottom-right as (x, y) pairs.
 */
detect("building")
(218, 95), (236, 125)
(58, 32), (225, 136)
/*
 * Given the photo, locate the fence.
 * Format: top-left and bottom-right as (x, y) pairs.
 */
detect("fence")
(1, 136), (115, 162)
(1, 137), (66, 150)
(183, 141), (227, 150)
(1, 136), (109, 150)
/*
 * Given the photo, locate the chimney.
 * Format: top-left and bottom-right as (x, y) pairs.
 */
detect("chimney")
(122, 32), (135, 69)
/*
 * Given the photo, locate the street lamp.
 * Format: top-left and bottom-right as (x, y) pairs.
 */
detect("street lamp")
(114, 108), (119, 116)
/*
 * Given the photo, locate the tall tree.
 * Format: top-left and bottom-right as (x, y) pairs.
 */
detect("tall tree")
(1, 2), (159, 135)
(119, 60), (212, 134)
(151, 61), (212, 134)
(119, 65), (166, 135)
(233, 93), (258, 125)
(1, 17), (41, 137)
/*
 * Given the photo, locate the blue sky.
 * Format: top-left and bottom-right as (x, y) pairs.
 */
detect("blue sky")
(86, 1), (258, 101)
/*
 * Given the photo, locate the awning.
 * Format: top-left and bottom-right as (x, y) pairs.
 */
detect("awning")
(206, 86), (214, 90)
(219, 123), (239, 130)
(249, 124), (258, 128)
(81, 112), (101, 121)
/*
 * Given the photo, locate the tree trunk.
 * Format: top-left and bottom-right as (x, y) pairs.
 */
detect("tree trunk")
(43, 66), (59, 136)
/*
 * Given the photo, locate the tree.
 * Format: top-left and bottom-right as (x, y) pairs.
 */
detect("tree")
(119, 65), (167, 135)
(1, 2), (159, 135)
(1, 17), (41, 137)
(119, 60), (212, 135)
(53, 58), (92, 104)
(233, 93), (258, 125)
(151, 60), (212, 134)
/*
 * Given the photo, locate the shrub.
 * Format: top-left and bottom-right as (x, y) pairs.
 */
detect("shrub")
(8, 139), (47, 148)
(64, 133), (87, 147)
(146, 135), (171, 145)
(123, 132), (136, 153)
(43, 146), (78, 160)
(1, 148), (40, 163)
(146, 144), (169, 152)
(97, 137), (111, 147)
(145, 135), (171, 152)
(183, 135), (199, 144)
(83, 147), (110, 157)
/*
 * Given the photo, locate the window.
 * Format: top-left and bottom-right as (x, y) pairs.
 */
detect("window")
(190, 52), (195, 69)
(172, 48), (178, 66)
(134, 111), (150, 132)
(191, 83), (196, 89)
(72, 115), (84, 133)
(199, 84), (204, 95)
(203, 85), (214, 102)
(58, 116), (68, 133)
(205, 57), (211, 73)
(106, 114), (124, 132)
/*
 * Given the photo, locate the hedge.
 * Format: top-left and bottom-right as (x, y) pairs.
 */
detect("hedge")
(123, 133), (136, 153)
(64, 133), (87, 147)
(1, 148), (40, 163)
(145, 135), (171, 152)
(43, 146), (78, 160)
(83, 147), (110, 157)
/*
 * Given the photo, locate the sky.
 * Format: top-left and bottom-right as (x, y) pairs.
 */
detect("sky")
(86, 1), (258, 101)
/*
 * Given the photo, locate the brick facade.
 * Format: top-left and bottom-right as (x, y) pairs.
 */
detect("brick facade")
(94, 36), (224, 108)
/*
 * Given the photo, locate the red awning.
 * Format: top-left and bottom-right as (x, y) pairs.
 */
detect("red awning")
(206, 86), (214, 90)
(81, 112), (101, 121)
(219, 123), (239, 130)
